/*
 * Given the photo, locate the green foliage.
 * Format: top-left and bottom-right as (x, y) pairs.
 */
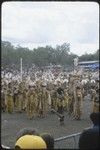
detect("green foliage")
(1, 41), (98, 69)
(79, 50), (99, 61)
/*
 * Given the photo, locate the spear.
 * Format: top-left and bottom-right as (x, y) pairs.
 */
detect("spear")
(20, 58), (23, 82)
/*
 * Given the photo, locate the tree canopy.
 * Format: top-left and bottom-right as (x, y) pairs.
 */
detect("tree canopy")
(1, 41), (99, 70)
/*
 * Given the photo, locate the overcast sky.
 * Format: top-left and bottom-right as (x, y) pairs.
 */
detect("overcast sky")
(2, 1), (99, 56)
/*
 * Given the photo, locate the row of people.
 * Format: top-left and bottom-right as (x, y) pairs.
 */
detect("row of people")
(1, 74), (99, 120)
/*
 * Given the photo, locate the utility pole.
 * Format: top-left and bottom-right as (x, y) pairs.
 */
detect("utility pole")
(73, 57), (79, 74)
(20, 58), (23, 82)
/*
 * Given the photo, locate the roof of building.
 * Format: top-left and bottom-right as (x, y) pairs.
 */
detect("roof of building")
(78, 60), (99, 65)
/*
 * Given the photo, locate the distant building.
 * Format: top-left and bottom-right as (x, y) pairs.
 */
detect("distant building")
(78, 60), (99, 70)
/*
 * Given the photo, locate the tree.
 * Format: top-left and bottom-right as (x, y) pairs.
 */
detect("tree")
(2, 41), (98, 70)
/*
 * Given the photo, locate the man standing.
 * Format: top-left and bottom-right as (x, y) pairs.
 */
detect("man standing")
(73, 86), (83, 120)
(5, 82), (14, 113)
(93, 89), (99, 113)
(50, 83), (57, 111)
(37, 82), (49, 118)
(79, 112), (99, 149)
(16, 83), (23, 113)
(41, 83), (49, 117)
(26, 85), (37, 119)
(56, 87), (64, 114)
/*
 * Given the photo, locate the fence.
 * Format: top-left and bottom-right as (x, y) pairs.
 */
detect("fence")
(54, 132), (81, 149)
(1, 145), (10, 149)
(54, 127), (90, 149)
